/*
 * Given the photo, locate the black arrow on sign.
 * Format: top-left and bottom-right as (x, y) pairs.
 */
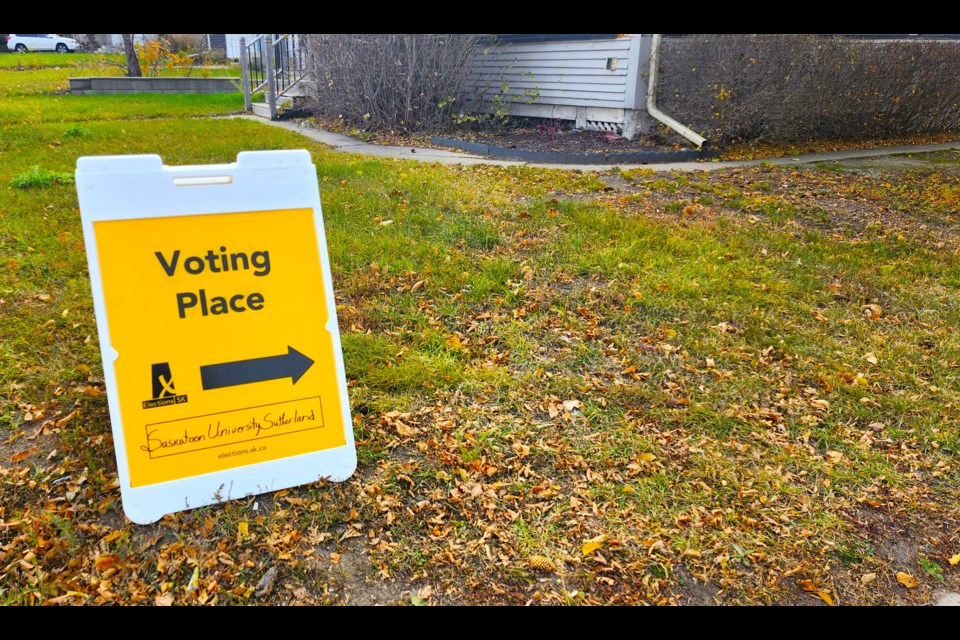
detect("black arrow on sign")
(200, 346), (314, 390)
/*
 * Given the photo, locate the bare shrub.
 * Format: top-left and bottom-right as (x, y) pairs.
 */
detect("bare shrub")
(163, 34), (204, 53)
(659, 34), (960, 145)
(303, 34), (481, 132)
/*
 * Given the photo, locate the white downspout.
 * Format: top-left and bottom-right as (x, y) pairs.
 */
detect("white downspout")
(647, 34), (708, 149)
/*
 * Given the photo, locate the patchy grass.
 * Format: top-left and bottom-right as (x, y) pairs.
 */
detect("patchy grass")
(0, 94), (243, 125)
(0, 52), (124, 69)
(1, 64), (959, 606)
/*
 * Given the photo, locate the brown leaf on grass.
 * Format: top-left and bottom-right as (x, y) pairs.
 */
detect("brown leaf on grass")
(95, 554), (120, 571)
(154, 593), (174, 606)
(896, 572), (918, 588)
(55, 409), (80, 427)
(798, 579), (834, 606)
(562, 399), (581, 413)
(395, 421), (418, 437)
(11, 447), (37, 462)
(339, 528), (363, 542)
(863, 304), (883, 319)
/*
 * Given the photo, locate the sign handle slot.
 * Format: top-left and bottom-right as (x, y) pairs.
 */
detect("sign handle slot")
(173, 176), (233, 187)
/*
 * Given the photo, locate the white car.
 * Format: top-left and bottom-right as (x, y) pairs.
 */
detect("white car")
(7, 34), (80, 53)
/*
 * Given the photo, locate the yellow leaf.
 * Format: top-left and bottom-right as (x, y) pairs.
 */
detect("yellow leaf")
(238, 521), (249, 538)
(949, 553), (960, 566)
(896, 571), (917, 588)
(445, 335), (462, 349)
(103, 530), (126, 544)
(186, 566), (200, 592)
(864, 352), (878, 365)
(582, 534), (609, 556)
(664, 328), (677, 339)
(637, 453), (656, 463)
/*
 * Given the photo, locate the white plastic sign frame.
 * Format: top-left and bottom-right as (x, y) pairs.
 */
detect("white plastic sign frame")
(77, 150), (355, 524)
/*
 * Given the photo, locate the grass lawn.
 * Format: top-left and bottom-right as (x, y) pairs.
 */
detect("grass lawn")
(0, 52), (125, 69)
(1, 60), (959, 606)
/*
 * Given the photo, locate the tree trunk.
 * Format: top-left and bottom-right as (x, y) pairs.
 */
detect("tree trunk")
(121, 34), (142, 77)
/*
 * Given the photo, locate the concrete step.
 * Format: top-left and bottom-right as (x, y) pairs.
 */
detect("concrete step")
(249, 95), (293, 119)
(250, 102), (272, 119)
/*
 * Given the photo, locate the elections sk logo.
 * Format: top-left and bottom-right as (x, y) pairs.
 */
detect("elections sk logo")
(142, 362), (189, 409)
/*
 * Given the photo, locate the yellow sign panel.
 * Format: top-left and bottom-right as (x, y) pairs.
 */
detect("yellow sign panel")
(94, 208), (346, 487)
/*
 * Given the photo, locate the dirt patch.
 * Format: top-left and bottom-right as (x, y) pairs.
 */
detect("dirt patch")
(442, 125), (689, 155)
(672, 565), (719, 605)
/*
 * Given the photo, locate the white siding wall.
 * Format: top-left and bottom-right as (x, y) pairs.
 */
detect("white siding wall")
(226, 34), (261, 60)
(466, 36), (637, 122)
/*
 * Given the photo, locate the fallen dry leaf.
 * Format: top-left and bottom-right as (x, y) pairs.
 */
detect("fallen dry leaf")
(155, 593), (174, 606)
(798, 579), (834, 606)
(949, 553), (960, 566)
(861, 573), (877, 584)
(896, 572), (918, 588)
(55, 409), (80, 427)
(395, 421), (418, 437)
(238, 521), (249, 538)
(94, 554), (120, 571)
(582, 534), (609, 556)
(864, 352), (879, 365)
(10, 448), (36, 463)
(562, 399), (582, 413)
(863, 303), (883, 319)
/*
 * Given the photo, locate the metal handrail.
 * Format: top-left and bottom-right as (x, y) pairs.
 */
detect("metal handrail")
(240, 34), (308, 118)
(243, 35), (268, 95)
(272, 34), (306, 97)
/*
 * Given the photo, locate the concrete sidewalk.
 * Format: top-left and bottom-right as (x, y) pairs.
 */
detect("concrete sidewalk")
(235, 116), (960, 173)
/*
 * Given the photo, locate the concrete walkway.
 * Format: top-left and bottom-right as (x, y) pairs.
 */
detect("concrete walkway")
(235, 116), (960, 173)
